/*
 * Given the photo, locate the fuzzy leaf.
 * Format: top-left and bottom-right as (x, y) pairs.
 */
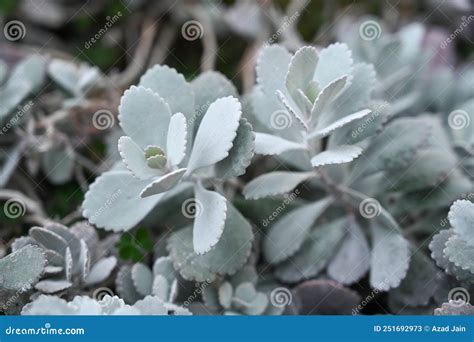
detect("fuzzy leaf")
(310, 76), (347, 125)
(168, 204), (253, 282)
(193, 183), (227, 254)
(286, 46), (318, 101)
(0, 246), (46, 290)
(30, 227), (68, 255)
(85, 257), (117, 285)
(313, 43), (353, 89)
(140, 168), (187, 198)
(166, 112), (187, 167)
(444, 235), (474, 273)
(152, 257), (177, 284)
(243, 171), (316, 200)
(116, 266), (142, 304)
(311, 145), (362, 167)
(218, 282), (233, 309)
(41, 144), (75, 185)
(254, 133), (306, 156)
(264, 198), (332, 264)
(256, 45), (292, 100)
(83, 170), (162, 232)
(311, 109), (372, 139)
(186, 96), (241, 174)
(151, 275), (169, 301)
(215, 119), (255, 179)
(118, 136), (160, 179)
(327, 221), (370, 285)
(35, 280), (72, 293)
(118, 86), (171, 149)
(132, 263), (153, 296)
(448, 200), (474, 246)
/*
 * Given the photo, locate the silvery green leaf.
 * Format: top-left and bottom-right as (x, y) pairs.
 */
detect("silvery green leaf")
(11, 55), (46, 91)
(130, 296), (169, 315)
(193, 183), (227, 254)
(21, 295), (76, 315)
(44, 250), (64, 266)
(311, 145), (362, 167)
(275, 218), (348, 282)
(146, 154), (167, 169)
(276, 90), (308, 131)
(310, 76), (347, 126)
(0, 79), (32, 119)
(78, 239), (90, 282)
(311, 109), (372, 139)
(215, 118), (255, 179)
(186, 96), (241, 174)
(65, 247), (73, 281)
(0, 245), (45, 290)
(116, 265), (142, 304)
(191, 71), (237, 135)
(131, 263), (153, 296)
(168, 204), (253, 282)
(434, 301), (474, 316)
(231, 265), (258, 287)
(0, 141), (26, 187)
(285, 46), (318, 102)
(256, 45), (291, 100)
(11, 236), (37, 252)
(140, 168), (187, 197)
(264, 198), (332, 264)
(47, 59), (81, 95)
(30, 226), (68, 255)
(166, 112), (187, 167)
(243, 171), (316, 200)
(327, 221), (370, 285)
(444, 235), (474, 273)
(41, 144), (75, 185)
(448, 200), (474, 246)
(369, 212), (410, 291)
(152, 256), (177, 284)
(35, 280), (72, 293)
(151, 274), (169, 301)
(43, 266), (63, 275)
(139, 65), (195, 121)
(254, 133), (307, 156)
(83, 170), (162, 232)
(45, 223), (81, 259)
(85, 257), (117, 285)
(0, 60), (7, 84)
(313, 43), (353, 89)
(118, 86), (171, 149)
(218, 281), (233, 309)
(118, 136), (161, 179)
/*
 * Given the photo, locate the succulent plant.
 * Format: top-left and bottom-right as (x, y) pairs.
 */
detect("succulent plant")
(11, 222), (117, 294)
